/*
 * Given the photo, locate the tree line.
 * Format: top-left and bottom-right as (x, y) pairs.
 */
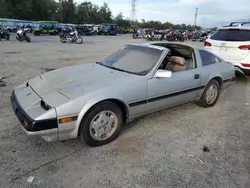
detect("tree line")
(0, 0), (201, 30)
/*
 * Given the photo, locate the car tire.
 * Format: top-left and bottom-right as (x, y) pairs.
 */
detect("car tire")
(79, 101), (123, 147)
(196, 79), (220, 108)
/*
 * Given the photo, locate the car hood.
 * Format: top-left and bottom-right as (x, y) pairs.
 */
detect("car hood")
(28, 63), (136, 102)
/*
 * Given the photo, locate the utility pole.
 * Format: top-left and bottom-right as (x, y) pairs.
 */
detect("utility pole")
(130, 0), (137, 21)
(194, 8), (198, 26)
(59, 0), (63, 23)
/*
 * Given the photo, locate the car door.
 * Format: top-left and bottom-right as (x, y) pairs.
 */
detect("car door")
(146, 68), (201, 114)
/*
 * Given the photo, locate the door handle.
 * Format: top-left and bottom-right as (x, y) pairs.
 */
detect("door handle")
(194, 74), (200, 79)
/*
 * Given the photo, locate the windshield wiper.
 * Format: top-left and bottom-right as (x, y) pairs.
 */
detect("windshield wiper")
(108, 66), (128, 73)
(96, 62), (127, 72)
(96, 61), (102, 65)
(96, 62), (143, 75)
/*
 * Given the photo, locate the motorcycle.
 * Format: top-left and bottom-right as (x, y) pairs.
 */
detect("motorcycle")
(0, 29), (10, 41)
(16, 28), (31, 43)
(133, 29), (144, 39)
(145, 31), (159, 41)
(198, 32), (208, 42)
(59, 28), (83, 44)
(175, 32), (185, 42)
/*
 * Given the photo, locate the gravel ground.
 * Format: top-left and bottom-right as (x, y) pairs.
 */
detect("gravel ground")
(0, 34), (250, 188)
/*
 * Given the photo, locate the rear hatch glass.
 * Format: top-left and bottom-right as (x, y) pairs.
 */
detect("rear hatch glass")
(209, 29), (250, 61)
(210, 29), (250, 41)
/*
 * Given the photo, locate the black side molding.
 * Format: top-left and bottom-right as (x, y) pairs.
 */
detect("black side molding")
(129, 85), (205, 107)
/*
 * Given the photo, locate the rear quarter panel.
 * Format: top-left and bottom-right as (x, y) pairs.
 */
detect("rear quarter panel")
(194, 48), (235, 97)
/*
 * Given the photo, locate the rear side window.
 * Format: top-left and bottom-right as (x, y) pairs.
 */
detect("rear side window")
(199, 50), (221, 66)
(210, 29), (250, 41)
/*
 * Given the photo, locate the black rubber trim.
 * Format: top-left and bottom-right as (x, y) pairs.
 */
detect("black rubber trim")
(58, 116), (78, 124)
(129, 85), (205, 107)
(129, 100), (147, 107)
(11, 91), (58, 132)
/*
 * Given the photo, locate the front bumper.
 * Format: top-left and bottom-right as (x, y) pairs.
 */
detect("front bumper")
(11, 91), (58, 141)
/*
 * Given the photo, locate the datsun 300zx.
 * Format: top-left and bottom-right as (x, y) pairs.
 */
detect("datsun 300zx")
(11, 42), (235, 146)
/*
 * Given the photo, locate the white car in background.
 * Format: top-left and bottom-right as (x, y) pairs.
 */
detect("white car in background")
(204, 22), (250, 75)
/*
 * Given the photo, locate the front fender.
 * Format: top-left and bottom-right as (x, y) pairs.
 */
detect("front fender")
(75, 95), (129, 134)
(56, 93), (129, 139)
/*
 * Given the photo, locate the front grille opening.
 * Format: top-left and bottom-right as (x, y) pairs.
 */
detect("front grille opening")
(41, 100), (51, 111)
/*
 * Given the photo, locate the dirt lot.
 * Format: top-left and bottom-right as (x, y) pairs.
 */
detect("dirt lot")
(0, 34), (250, 188)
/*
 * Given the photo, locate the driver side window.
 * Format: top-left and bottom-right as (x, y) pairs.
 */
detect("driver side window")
(158, 53), (195, 73)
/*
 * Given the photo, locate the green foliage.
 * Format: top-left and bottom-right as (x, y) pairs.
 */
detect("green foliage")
(0, 0), (201, 29)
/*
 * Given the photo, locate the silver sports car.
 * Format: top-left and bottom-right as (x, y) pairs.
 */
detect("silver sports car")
(11, 42), (235, 146)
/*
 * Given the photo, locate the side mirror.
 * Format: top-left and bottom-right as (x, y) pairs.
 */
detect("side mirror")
(154, 70), (172, 78)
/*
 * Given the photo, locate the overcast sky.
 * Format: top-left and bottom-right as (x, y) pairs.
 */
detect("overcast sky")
(74, 0), (250, 27)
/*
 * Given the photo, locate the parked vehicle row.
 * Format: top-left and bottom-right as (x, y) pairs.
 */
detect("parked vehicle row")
(133, 29), (188, 42)
(0, 18), (136, 37)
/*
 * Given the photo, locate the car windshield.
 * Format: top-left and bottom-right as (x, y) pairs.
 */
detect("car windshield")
(210, 29), (250, 41)
(98, 45), (162, 75)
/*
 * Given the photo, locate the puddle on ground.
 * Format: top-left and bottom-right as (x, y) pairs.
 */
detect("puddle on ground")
(116, 136), (145, 156)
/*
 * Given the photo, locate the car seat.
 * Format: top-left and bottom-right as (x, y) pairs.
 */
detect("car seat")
(165, 56), (186, 72)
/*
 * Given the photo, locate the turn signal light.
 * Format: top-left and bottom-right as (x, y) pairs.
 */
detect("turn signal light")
(60, 117), (73, 124)
(238, 45), (250, 50)
(204, 41), (212, 47)
(23, 121), (29, 127)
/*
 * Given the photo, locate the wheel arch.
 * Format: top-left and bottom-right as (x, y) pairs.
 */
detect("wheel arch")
(198, 76), (223, 100)
(76, 98), (129, 136)
(210, 76), (223, 89)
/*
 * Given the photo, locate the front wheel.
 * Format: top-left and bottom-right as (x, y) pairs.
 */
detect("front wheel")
(79, 102), (123, 147)
(6, 35), (10, 41)
(16, 35), (22, 42)
(196, 80), (220, 107)
(76, 37), (83, 44)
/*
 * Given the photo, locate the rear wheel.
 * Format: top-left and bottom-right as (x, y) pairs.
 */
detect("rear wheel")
(79, 101), (123, 147)
(196, 80), (220, 107)
(25, 35), (31, 43)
